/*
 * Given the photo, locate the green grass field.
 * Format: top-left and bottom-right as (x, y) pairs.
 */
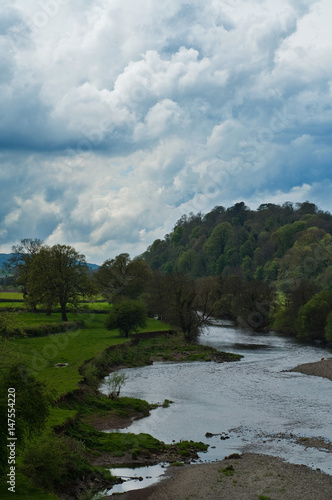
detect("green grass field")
(1, 310), (170, 500)
(0, 292), (23, 300)
(0, 291), (112, 313)
(10, 313), (169, 396)
(0, 302), (25, 309)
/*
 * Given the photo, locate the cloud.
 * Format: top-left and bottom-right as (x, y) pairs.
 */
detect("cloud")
(1, 0), (332, 263)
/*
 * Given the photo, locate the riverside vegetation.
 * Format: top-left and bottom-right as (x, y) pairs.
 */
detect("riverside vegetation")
(0, 301), (240, 499)
(1, 200), (332, 498)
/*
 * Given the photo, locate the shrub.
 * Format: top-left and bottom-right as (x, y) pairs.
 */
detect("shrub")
(104, 372), (128, 399)
(105, 300), (147, 337)
(21, 434), (89, 491)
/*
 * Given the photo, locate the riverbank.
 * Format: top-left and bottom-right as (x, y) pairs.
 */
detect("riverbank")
(287, 357), (332, 381)
(111, 452), (332, 500)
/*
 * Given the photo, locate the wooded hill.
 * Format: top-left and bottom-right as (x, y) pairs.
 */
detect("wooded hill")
(143, 201), (332, 287)
(143, 201), (332, 342)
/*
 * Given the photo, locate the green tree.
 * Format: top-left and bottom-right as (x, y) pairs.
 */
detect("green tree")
(271, 281), (320, 335)
(7, 238), (43, 309)
(272, 221), (306, 256)
(105, 300), (147, 337)
(95, 254), (151, 303)
(27, 244), (94, 321)
(177, 249), (199, 275)
(297, 290), (332, 341)
(233, 280), (274, 331)
(146, 272), (218, 342)
(203, 222), (232, 274)
(104, 372), (128, 399)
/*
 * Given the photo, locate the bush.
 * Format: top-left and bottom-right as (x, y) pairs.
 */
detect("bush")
(104, 372), (128, 399)
(105, 300), (147, 337)
(21, 434), (89, 491)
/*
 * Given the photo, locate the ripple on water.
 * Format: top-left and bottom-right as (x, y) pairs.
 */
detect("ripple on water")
(100, 323), (332, 477)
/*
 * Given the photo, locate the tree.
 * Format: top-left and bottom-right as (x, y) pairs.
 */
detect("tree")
(203, 222), (232, 274)
(146, 272), (218, 342)
(95, 254), (151, 303)
(105, 300), (147, 337)
(272, 281), (320, 335)
(7, 238), (43, 309)
(233, 280), (274, 331)
(104, 372), (128, 399)
(297, 290), (332, 341)
(26, 244), (95, 321)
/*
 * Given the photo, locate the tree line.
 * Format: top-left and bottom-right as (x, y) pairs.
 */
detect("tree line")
(6, 199), (332, 343)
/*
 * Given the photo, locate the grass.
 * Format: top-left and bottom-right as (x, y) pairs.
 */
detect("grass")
(10, 314), (169, 396)
(66, 419), (164, 456)
(0, 292), (24, 300)
(0, 292), (112, 313)
(0, 473), (59, 500)
(0, 302), (26, 309)
(2, 308), (228, 499)
(4, 312), (170, 434)
(1, 310), (172, 499)
(219, 465), (235, 476)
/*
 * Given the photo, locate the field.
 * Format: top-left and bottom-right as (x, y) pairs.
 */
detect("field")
(11, 313), (169, 396)
(0, 294), (170, 500)
(0, 291), (112, 311)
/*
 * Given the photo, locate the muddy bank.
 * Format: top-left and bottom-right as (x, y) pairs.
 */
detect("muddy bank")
(286, 357), (332, 381)
(107, 452), (332, 500)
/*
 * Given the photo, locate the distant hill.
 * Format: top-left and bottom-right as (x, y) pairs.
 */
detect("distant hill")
(0, 253), (99, 271)
(87, 263), (99, 270)
(0, 253), (13, 268)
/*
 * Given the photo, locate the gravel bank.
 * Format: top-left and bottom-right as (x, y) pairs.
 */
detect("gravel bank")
(287, 357), (332, 381)
(108, 453), (332, 500)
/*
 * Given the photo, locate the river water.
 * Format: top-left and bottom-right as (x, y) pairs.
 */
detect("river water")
(100, 321), (332, 493)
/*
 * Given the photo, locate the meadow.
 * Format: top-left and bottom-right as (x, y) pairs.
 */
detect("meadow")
(0, 293), (170, 500)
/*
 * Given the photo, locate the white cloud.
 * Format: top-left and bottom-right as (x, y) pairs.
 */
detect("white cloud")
(1, 0), (332, 263)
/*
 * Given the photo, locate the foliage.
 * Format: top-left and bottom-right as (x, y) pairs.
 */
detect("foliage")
(297, 290), (332, 341)
(95, 253), (151, 303)
(140, 201), (332, 339)
(8, 241), (96, 321)
(7, 239), (43, 304)
(20, 434), (90, 491)
(105, 299), (147, 337)
(142, 201), (332, 284)
(271, 281), (320, 335)
(146, 272), (219, 341)
(0, 311), (26, 338)
(104, 372), (128, 399)
(0, 363), (53, 477)
(26, 244), (96, 321)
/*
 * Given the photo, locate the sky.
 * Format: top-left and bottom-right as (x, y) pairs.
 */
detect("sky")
(0, 0), (332, 264)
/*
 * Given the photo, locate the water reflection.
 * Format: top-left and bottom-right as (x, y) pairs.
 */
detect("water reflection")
(106, 464), (167, 494)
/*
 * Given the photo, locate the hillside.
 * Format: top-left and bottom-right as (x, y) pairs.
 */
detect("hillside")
(142, 201), (332, 288)
(0, 253), (12, 268)
(142, 201), (332, 341)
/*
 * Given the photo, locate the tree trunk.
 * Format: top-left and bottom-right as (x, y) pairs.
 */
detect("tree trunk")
(60, 302), (68, 322)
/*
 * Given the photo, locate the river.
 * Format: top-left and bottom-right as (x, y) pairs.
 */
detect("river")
(99, 321), (332, 494)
